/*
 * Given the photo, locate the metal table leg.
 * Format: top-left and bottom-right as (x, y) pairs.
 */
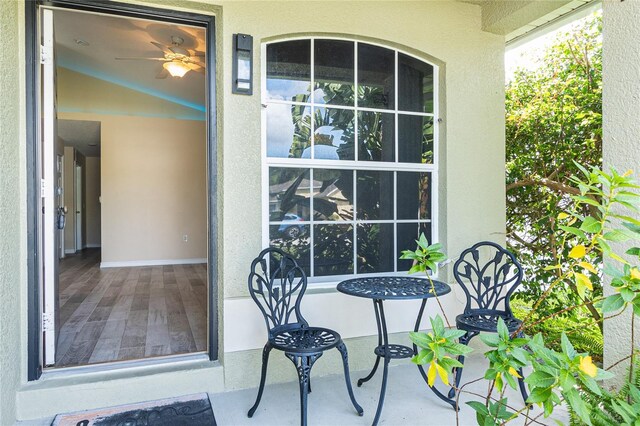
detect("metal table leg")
(413, 299), (458, 410)
(357, 300), (383, 387)
(372, 299), (390, 426)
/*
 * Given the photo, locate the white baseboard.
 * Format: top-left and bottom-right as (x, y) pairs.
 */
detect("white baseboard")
(100, 258), (207, 268)
(64, 249), (76, 254)
(85, 243), (101, 248)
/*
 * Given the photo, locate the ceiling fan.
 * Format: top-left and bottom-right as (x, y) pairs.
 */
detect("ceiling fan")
(115, 36), (205, 78)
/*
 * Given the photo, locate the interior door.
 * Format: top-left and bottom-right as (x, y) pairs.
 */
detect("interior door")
(41, 7), (59, 367)
(75, 164), (83, 251)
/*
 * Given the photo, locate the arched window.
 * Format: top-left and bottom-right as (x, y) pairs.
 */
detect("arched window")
(263, 38), (438, 281)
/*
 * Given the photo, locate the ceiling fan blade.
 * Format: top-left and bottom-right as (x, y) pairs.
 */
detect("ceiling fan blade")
(191, 50), (205, 57)
(156, 68), (169, 79)
(115, 57), (168, 61)
(191, 61), (206, 68)
(186, 62), (202, 70)
(150, 41), (171, 54)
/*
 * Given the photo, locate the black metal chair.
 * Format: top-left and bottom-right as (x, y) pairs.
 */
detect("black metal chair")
(448, 241), (528, 402)
(247, 248), (363, 426)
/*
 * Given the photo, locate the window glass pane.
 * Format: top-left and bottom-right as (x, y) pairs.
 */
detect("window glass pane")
(358, 43), (395, 109)
(313, 108), (355, 160)
(358, 111), (395, 162)
(398, 115), (434, 164)
(269, 225), (310, 276)
(356, 170), (394, 220)
(398, 53), (434, 113)
(357, 223), (394, 273)
(314, 224), (353, 276)
(269, 168), (311, 221)
(267, 104), (311, 158)
(397, 172), (431, 220)
(314, 40), (354, 106)
(312, 169), (353, 221)
(267, 40), (311, 101)
(397, 223), (432, 272)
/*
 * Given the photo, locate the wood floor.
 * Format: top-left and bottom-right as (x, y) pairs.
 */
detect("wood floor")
(55, 249), (207, 367)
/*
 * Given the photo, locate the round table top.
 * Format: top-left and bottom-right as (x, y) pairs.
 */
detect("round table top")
(336, 276), (451, 300)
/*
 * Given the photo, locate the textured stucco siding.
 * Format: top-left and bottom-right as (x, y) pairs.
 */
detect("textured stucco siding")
(0, 0), (24, 424)
(1, 0), (508, 421)
(602, 0), (640, 382)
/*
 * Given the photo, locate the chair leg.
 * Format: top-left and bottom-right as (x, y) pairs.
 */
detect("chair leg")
(517, 368), (529, 403)
(448, 332), (475, 399)
(286, 352), (322, 426)
(515, 332), (529, 403)
(248, 343), (272, 418)
(337, 342), (364, 416)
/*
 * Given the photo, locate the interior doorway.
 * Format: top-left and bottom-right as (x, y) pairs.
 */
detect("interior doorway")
(34, 3), (216, 371)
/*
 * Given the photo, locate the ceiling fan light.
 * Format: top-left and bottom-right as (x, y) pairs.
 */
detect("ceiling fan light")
(163, 60), (190, 77)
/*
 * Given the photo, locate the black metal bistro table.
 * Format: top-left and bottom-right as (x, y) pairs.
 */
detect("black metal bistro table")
(337, 276), (455, 425)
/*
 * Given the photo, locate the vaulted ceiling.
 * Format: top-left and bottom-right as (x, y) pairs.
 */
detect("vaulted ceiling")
(53, 9), (206, 113)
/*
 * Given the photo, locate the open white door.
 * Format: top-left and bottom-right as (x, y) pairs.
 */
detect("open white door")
(41, 7), (59, 367)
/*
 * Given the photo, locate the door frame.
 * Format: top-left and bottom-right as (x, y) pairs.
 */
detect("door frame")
(25, 0), (219, 380)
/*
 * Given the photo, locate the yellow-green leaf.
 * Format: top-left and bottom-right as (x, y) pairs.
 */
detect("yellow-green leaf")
(575, 272), (593, 298)
(631, 268), (640, 281)
(435, 362), (449, 386)
(569, 245), (586, 259)
(508, 367), (522, 378)
(427, 362), (437, 387)
(578, 261), (597, 274)
(609, 252), (630, 265)
(579, 356), (597, 378)
(558, 212), (570, 220)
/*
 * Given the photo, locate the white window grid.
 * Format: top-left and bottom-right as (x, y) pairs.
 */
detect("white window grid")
(261, 37), (440, 283)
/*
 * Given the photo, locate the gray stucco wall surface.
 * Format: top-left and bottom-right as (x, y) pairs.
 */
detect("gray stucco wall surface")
(602, 0), (640, 381)
(0, 1), (23, 424)
(0, 0), (508, 421)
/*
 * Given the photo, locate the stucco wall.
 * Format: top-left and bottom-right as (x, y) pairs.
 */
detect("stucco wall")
(221, 1), (506, 301)
(1, 0), (508, 422)
(602, 0), (640, 381)
(0, 0), (24, 423)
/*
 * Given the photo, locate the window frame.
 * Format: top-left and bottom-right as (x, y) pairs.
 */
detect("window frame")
(261, 36), (440, 284)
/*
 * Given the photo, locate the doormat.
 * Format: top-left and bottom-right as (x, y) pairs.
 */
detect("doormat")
(51, 393), (216, 426)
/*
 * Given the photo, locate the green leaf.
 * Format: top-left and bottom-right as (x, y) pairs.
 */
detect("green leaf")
(602, 293), (625, 313)
(527, 387), (552, 403)
(560, 333), (577, 358)
(525, 371), (556, 388)
(604, 230), (632, 242)
(565, 389), (592, 426)
(496, 317), (509, 340)
(559, 225), (587, 240)
(580, 216), (602, 233)
(430, 315), (445, 336)
(623, 222), (640, 236)
(480, 334), (500, 347)
(621, 287), (635, 303)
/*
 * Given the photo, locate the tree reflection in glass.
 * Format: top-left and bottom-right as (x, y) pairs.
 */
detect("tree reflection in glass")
(313, 108), (354, 160)
(357, 223), (394, 273)
(358, 111), (395, 162)
(314, 224), (353, 276)
(312, 169), (353, 221)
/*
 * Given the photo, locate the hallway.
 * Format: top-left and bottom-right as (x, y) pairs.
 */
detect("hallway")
(56, 249), (207, 367)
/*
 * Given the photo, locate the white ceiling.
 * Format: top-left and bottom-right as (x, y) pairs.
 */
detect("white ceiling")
(58, 119), (101, 157)
(53, 9), (206, 110)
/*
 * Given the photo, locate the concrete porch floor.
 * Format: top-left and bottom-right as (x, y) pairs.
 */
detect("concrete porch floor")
(19, 355), (569, 425)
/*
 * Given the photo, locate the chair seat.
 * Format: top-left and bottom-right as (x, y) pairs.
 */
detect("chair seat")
(456, 312), (522, 333)
(270, 327), (341, 353)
